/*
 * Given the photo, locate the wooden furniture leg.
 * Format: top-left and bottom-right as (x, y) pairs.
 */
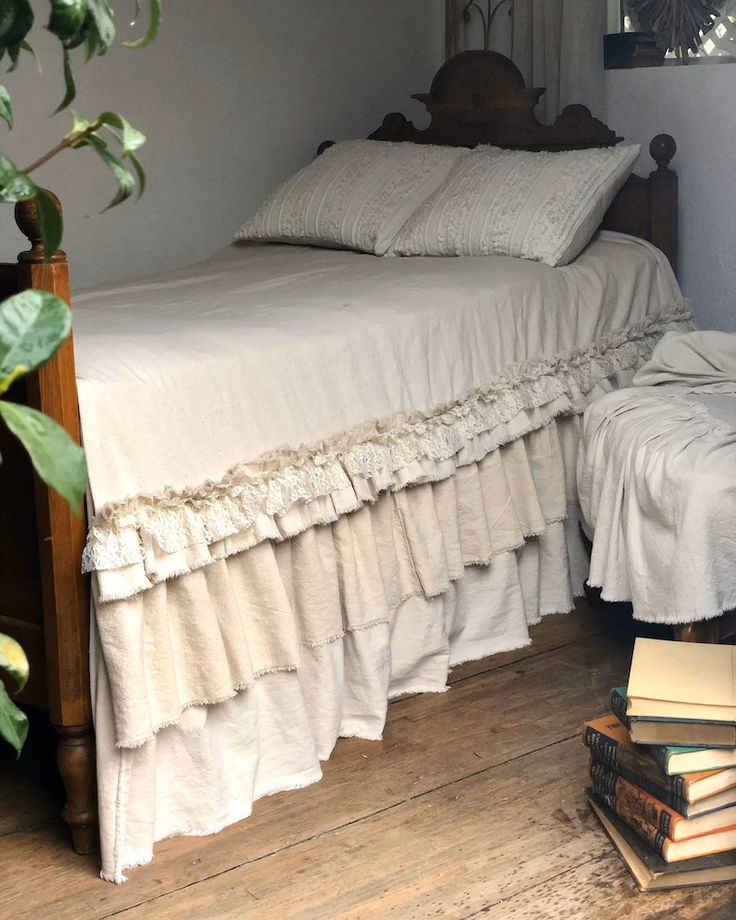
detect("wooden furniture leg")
(674, 611), (736, 645)
(57, 724), (97, 854)
(15, 197), (97, 854)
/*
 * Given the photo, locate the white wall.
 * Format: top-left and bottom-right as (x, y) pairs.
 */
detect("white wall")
(1, 0), (445, 289)
(605, 65), (736, 331)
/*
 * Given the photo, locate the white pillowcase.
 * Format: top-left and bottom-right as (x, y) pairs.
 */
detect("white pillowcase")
(236, 139), (467, 257)
(390, 144), (640, 266)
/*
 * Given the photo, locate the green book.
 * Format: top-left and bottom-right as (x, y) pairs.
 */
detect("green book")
(610, 688), (736, 769)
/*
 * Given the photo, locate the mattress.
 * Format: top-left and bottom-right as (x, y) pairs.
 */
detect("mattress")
(72, 232), (691, 880)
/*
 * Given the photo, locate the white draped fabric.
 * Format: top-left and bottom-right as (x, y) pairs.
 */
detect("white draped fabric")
(73, 235), (689, 880)
(446, 0), (607, 123)
(578, 332), (736, 624)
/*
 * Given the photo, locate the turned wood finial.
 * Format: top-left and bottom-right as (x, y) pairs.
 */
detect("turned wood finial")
(650, 134), (677, 172)
(15, 191), (66, 264)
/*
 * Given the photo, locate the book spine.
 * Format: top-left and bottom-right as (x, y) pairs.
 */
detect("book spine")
(651, 745), (671, 775)
(590, 762), (678, 839)
(584, 724), (689, 811)
(590, 756), (689, 816)
(584, 724), (621, 768)
(609, 689), (630, 730)
(591, 783), (668, 858)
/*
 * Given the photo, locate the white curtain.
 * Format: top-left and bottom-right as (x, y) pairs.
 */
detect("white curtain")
(446, 0), (606, 123)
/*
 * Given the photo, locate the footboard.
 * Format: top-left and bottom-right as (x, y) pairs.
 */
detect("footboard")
(0, 198), (96, 854)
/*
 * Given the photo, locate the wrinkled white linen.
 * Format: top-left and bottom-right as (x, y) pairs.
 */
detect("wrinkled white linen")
(633, 329), (736, 393)
(579, 384), (736, 623)
(74, 232), (687, 605)
(74, 234), (688, 881)
(94, 510), (588, 883)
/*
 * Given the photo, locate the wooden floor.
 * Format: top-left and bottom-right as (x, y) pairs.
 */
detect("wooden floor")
(3, 602), (735, 919)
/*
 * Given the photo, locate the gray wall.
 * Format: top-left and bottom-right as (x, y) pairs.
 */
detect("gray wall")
(2, 0), (445, 289)
(605, 65), (736, 332)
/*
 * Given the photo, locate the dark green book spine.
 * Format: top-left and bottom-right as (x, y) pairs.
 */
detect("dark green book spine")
(591, 761), (675, 837)
(609, 687), (630, 730)
(584, 724), (688, 811)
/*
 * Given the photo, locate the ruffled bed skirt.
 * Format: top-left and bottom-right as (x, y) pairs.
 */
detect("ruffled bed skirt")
(94, 510), (589, 882)
(95, 410), (589, 750)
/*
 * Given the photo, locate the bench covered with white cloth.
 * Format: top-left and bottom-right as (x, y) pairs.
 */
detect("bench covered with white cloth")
(578, 331), (736, 624)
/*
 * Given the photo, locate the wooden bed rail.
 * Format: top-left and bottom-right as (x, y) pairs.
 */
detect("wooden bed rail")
(2, 196), (96, 854)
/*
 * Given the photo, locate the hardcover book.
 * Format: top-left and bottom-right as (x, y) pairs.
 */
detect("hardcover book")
(590, 762), (736, 840)
(614, 685), (736, 748)
(582, 713), (736, 807)
(627, 638), (736, 725)
(587, 791), (736, 891)
(590, 782), (736, 862)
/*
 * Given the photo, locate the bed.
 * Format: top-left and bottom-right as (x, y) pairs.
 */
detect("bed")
(0, 51), (689, 880)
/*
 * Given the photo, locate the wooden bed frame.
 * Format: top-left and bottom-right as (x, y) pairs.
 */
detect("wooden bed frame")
(0, 50), (684, 856)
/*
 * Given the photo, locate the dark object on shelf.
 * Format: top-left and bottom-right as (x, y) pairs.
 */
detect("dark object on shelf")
(627, 0), (720, 62)
(604, 31), (666, 69)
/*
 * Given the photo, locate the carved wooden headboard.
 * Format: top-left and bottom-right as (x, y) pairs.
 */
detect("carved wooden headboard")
(323, 51), (679, 273)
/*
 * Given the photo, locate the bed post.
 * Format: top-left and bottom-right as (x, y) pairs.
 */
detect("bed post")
(648, 134), (678, 276)
(14, 196), (97, 855)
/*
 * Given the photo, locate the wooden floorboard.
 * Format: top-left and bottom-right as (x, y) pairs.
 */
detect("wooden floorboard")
(2, 604), (732, 918)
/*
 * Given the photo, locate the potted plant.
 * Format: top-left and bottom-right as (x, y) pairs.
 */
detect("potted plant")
(0, 0), (161, 756)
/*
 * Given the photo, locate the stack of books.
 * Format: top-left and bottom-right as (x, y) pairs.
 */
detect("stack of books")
(584, 638), (736, 890)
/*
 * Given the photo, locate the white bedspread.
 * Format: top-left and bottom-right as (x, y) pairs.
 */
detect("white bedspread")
(579, 331), (736, 623)
(74, 232), (688, 603)
(73, 233), (690, 881)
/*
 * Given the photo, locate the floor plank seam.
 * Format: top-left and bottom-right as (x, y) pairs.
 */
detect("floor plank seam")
(462, 852), (610, 918)
(99, 732), (586, 918)
(404, 732), (582, 804)
(443, 629), (614, 689)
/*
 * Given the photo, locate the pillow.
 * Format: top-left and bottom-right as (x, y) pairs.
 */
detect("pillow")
(390, 143), (640, 266)
(236, 139), (467, 256)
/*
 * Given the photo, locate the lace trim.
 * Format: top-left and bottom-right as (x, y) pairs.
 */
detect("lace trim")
(83, 305), (693, 580)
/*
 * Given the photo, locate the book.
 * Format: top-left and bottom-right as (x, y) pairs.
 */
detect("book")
(654, 745), (736, 776)
(627, 637), (736, 725)
(609, 686), (630, 728)
(587, 791), (736, 891)
(583, 713), (736, 808)
(615, 683), (736, 748)
(629, 718), (736, 749)
(590, 762), (736, 840)
(591, 782), (736, 862)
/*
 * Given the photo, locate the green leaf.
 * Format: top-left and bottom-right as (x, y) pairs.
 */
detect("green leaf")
(124, 0), (161, 48)
(0, 289), (71, 385)
(83, 135), (135, 209)
(85, 0), (115, 55)
(55, 47), (77, 113)
(0, 153), (36, 203)
(126, 149), (145, 198)
(0, 84), (12, 128)
(0, 0), (33, 49)
(0, 681), (28, 756)
(0, 401), (87, 514)
(98, 111), (146, 154)
(48, 0), (88, 41)
(65, 108), (92, 141)
(0, 633), (29, 691)
(35, 188), (64, 260)
(6, 38), (35, 72)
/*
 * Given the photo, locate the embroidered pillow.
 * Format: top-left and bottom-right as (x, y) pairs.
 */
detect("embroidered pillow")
(236, 139), (468, 257)
(390, 144), (640, 266)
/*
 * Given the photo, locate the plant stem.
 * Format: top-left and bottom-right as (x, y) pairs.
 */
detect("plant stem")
(21, 120), (102, 176)
(22, 138), (72, 176)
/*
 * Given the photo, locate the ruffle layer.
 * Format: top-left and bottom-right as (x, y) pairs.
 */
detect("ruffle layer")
(95, 416), (582, 749)
(85, 306), (692, 603)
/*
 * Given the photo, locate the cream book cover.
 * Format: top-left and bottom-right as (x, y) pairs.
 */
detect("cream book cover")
(627, 638), (736, 724)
